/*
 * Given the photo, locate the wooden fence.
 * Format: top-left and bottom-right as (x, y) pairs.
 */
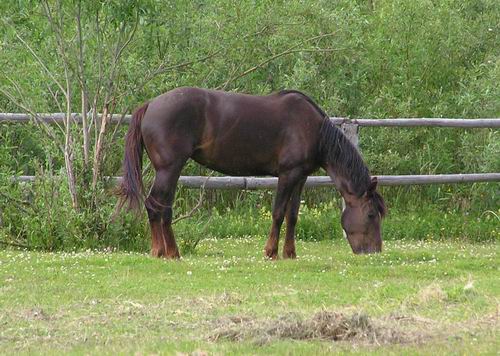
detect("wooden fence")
(1, 113), (500, 128)
(12, 173), (500, 189)
(2, 113), (499, 188)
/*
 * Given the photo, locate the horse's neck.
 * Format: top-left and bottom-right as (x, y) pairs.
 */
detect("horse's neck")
(324, 154), (371, 198)
(319, 121), (370, 197)
(324, 164), (353, 196)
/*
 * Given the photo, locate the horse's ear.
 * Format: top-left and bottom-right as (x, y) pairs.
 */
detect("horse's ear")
(368, 177), (378, 194)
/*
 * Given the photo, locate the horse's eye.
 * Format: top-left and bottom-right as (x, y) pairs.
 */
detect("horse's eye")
(368, 213), (376, 219)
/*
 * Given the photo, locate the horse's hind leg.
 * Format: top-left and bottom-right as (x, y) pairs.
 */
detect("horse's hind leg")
(146, 163), (185, 259)
(160, 179), (181, 259)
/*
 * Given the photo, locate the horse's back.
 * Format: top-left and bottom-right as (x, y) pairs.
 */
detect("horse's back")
(141, 87), (324, 176)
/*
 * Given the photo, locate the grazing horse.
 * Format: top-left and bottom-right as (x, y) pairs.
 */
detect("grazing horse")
(118, 87), (386, 259)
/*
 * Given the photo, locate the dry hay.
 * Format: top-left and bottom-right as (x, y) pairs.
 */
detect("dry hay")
(417, 283), (447, 304)
(210, 310), (429, 345)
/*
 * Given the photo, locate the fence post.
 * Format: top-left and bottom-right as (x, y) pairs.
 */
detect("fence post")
(341, 122), (359, 147)
(340, 123), (359, 238)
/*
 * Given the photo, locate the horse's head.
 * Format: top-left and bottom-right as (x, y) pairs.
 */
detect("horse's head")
(341, 177), (386, 254)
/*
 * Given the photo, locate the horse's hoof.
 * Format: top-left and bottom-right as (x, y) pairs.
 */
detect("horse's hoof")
(283, 250), (297, 259)
(151, 249), (166, 258)
(264, 249), (279, 260)
(165, 251), (181, 260)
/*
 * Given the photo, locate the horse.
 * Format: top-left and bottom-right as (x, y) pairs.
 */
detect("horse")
(117, 87), (386, 259)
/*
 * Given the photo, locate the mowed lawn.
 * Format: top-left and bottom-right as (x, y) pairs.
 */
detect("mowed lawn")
(0, 238), (498, 355)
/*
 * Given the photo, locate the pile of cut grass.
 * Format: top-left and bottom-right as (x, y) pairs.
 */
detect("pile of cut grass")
(211, 311), (423, 345)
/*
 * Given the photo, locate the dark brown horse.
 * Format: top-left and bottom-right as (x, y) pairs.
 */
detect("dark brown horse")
(118, 87), (386, 259)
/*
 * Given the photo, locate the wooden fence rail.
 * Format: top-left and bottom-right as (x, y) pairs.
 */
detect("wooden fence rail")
(1, 113), (500, 128)
(13, 173), (500, 189)
(3, 113), (500, 188)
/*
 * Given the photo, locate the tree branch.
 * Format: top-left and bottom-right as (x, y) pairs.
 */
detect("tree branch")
(42, 0), (79, 210)
(75, 0), (90, 167)
(114, 48), (224, 104)
(172, 174), (212, 225)
(218, 32), (341, 90)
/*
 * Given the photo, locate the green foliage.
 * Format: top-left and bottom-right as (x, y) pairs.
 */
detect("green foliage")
(0, 0), (499, 251)
(0, 172), (147, 251)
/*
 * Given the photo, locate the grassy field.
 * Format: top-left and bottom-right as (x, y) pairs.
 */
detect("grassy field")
(0, 237), (498, 355)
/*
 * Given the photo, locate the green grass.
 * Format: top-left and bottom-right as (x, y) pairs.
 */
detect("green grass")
(0, 238), (498, 355)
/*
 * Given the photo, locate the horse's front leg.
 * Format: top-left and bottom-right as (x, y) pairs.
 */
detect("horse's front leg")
(264, 171), (305, 259)
(283, 178), (307, 259)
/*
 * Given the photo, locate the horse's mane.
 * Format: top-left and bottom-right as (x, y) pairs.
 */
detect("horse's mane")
(279, 90), (386, 217)
(319, 119), (371, 197)
(370, 188), (386, 218)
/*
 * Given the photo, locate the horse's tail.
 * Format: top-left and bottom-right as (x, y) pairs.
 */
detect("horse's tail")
(116, 102), (149, 213)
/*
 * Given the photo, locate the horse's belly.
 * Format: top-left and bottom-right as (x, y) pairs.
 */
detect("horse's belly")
(191, 148), (278, 176)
